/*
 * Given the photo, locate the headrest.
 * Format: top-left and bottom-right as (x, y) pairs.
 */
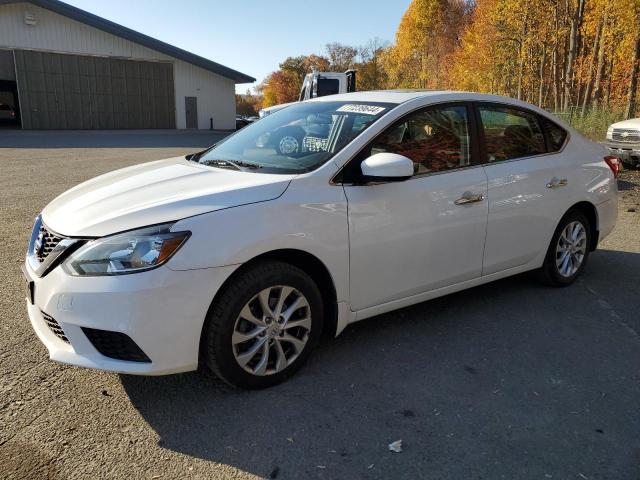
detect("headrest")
(504, 125), (531, 139)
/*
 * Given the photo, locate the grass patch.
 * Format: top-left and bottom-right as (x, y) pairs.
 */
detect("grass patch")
(552, 107), (627, 141)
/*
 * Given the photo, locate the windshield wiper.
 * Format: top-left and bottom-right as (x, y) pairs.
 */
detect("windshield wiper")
(201, 159), (262, 171)
(187, 146), (215, 162)
(234, 160), (263, 169)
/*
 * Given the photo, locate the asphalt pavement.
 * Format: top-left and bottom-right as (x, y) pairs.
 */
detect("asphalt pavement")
(1, 130), (639, 479)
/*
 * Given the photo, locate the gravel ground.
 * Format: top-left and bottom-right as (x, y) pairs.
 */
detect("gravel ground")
(1, 132), (639, 480)
(600, 168), (640, 252)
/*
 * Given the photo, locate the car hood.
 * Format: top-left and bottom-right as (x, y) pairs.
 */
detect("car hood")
(42, 157), (294, 237)
(610, 118), (640, 130)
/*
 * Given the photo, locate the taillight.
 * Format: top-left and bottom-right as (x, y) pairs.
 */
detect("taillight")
(604, 155), (621, 178)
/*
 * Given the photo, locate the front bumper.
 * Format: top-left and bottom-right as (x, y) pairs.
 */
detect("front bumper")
(604, 141), (640, 166)
(22, 261), (238, 375)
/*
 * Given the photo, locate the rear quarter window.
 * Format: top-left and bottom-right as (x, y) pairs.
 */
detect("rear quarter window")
(540, 117), (568, 152)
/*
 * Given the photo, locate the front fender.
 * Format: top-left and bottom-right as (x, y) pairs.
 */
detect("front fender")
(167, 174), (350, 303)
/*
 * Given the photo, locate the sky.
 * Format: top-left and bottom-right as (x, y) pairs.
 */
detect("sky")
(62, 0), (412, 94)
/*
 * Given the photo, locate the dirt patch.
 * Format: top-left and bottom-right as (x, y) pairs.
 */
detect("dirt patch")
(618, 168), (640, 211)
(0, 441), (60, 480)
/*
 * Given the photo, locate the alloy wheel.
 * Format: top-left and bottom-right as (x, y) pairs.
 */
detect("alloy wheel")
(555, 221), (587, 277)
(232, 285), (311, 376)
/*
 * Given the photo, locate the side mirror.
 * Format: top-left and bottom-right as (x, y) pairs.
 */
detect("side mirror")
(360, 153), (414, 182)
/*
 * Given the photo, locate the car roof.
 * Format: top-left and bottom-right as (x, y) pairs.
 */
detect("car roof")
(312, 89), (548, 110)
(310, 89), (569, 128)
(310, 90), (449, 104)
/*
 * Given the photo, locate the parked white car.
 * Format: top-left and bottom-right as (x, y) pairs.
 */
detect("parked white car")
(606, 117), (640, 168)
(23, 91), (619, 389)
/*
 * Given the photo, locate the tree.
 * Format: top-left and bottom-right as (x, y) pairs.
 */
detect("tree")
(450, 0), (504, 93)
(383, 0), (473, 89)
(563, 0), (587, 109)
(303, 54), (331, 73)
(257, 0), (639, 118)
(235, 89), (262, 116)
(580, 2), (607, 114)
(258, 70), (300, 107)
(325, 43), (358, 71)
(258, 54), (331, 107)
(448, 0), (638, 114)
(625, 30), (640, 118)
(357, 38), (390, 90)
(279, 56), (307, 85)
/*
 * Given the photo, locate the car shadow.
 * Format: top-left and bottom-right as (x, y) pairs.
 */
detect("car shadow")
(618, 179), (636, 191)
(120, 249), (640, 479)
(617, 170), (639, 191)
(0, 129), (231, 148)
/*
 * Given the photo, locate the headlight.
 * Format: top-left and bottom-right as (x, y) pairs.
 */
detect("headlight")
(63, 223), (190, 276)
(606, 126), (614, 139)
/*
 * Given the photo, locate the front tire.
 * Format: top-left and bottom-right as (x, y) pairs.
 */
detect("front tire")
(538, 210), (591, 287)
(203, 261), (323, 389)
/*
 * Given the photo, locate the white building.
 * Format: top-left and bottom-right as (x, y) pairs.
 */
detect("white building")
(0, 0), (254, 130)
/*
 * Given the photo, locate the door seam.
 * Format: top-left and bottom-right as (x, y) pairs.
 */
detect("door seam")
(480, 165), (490, 277)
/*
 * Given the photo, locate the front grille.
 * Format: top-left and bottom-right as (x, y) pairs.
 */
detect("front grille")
(35, 224), (64, 263)
(612, 129), (640, 143)
(81, 327), (151, 363)
(41, 310), (70, 343)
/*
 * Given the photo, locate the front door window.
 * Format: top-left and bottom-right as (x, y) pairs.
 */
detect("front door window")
(369, 105), (472, 175)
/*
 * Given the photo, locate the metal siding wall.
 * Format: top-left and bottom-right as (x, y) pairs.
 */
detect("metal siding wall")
(0, 49), (16, 80)
(1, 2), (237, 129)
(0, 3), (168, 62)
(166, 63), (176, 128)
(15, 50), (175, 129)
(14, 50), (32, 128)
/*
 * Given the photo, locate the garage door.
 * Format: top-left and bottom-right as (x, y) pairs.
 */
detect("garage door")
(14, 50), (176, 129)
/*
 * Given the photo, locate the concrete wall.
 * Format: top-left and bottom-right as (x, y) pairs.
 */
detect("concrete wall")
(0, 2), (236, 129)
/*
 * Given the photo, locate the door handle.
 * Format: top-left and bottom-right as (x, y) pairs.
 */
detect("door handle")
(454, 192), (485, 205)
(546, 177), (568, 188)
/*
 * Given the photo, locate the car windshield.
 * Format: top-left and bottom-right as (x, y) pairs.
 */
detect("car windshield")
(197, 101), (394, 174)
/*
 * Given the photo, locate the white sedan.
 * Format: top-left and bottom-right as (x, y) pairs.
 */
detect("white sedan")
(23, 91), (619, 389)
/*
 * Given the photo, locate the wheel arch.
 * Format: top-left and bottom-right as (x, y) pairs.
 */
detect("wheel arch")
(566, 201), (599, 251)
(198, 249), (339, 367)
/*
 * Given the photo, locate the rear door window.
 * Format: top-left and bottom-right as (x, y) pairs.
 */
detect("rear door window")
(478, 105), (546, 162)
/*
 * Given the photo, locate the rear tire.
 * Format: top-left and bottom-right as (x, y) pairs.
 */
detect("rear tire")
(538, 210), (591, 287)
(203, 261), (323, 389)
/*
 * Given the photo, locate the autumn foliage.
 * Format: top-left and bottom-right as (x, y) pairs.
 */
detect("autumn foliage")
(255, 0), (640, 118)
(258, 42), (388, 109)
(449, 0), (640, 116)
